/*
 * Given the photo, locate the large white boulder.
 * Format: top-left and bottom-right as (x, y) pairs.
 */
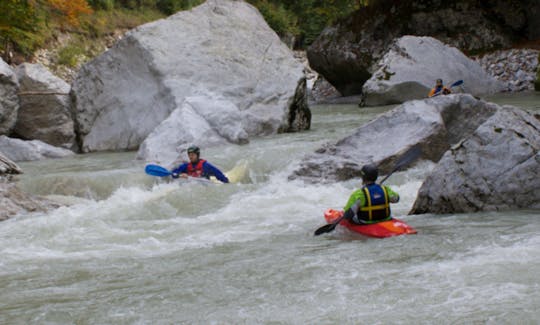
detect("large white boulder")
(137, 95), (249, 165)
(15, 63), (75, 149)
(0, 136), (74, 162)
(71, 0), (310, 155)
(361, 36), (504, 106)
(0, 58), (19, 135)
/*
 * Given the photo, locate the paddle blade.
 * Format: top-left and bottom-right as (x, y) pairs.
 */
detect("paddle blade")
(145, 164), (172, 177)
(314, 223), (338, 236)
(394, 145), (422, 171)
(450, 79), (463, 87)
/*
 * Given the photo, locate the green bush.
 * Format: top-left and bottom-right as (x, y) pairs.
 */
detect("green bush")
(0, 0), (48, 58)
(57, 42), (86, 67)
(88, 0), (115, 10)
(156, 0), (202, 15)
(253, 1), (298, 36)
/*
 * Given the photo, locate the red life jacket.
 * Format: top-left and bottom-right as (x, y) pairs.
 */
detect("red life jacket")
(186, 159), (206, 178)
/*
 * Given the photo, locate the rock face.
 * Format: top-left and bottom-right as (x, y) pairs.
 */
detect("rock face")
(290, 94), (498, 183)
(307, 0), (540, 96)
(71, 0), (310, 155)
(0, 58), (19, 135)
(0, 181), (56, 221)
(0, 135), (74, 162)
(361, 36), (504, 106)
(0, 151), (22, 175)
(137, 95), (250, 165)
(411, 107), (540, 214)
(0, 152), (55, 221)
(14, 63), (76, 149)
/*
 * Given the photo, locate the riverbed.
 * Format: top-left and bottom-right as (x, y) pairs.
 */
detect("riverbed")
(1, 93), (539, 324)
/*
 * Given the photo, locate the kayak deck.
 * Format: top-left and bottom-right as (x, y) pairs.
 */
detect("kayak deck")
(324, 209), (417, 238)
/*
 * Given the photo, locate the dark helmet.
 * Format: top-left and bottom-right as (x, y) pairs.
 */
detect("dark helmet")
(187, 145), (200, 156)
(436, 78), (443, 85)
(360, 164), (378, 182)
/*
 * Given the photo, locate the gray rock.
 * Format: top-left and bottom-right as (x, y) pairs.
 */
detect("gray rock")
(411, 106), (540, 214)
(290, 94), (498, 183)
(71, 0), (310, 154)
(361, 36), (504, 106)
(310, 75), (341, 104)
(0, 151), (22, 175)
(0, 135), (74, 162)
(0, 181), (54, 221)
(137, 95), (248, 165)
(14, 63), (76, 149)
(0, 58), (19, 135)
(0, 152), (56, 221)
(307, 1), (539, 96)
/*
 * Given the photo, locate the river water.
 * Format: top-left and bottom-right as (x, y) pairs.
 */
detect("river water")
(1, 93), (539, 324)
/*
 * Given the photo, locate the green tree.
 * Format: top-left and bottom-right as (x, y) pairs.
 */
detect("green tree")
(0, 0), (42, 61)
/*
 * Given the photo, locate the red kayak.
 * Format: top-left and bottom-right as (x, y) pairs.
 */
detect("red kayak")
(324, 209), (417, 238)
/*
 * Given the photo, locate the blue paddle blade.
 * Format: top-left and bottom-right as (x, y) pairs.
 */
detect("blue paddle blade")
(145, 164), (172, 177)
(451, 80), (463, 87)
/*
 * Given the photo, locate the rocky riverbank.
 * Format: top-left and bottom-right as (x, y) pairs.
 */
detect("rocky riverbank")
(474, 49), (539, 92)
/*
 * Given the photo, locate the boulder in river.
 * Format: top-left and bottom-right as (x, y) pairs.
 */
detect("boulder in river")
(361, 36), (504, 106)
(0, 135), (74, 162)
(290, 94), (499, 183)
(0, 151), (22, 175)
(71, 0), (310, 155)
(307, 0), (539, 96)
(411, 107), (540, 214)
(137, 95), (249, 165)
(14, 63), (76, 149)
(0, 58), (19, 135)
(0, 152), (56, 221)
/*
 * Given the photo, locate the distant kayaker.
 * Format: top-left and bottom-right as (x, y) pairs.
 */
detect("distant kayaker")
(171, 146), (229, 183)
(428, 78), (452, 97)
(342, 164), (400, 224)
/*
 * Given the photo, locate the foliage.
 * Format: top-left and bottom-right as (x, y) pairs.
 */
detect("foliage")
(249, 1), (298, 36)
(156, 0), (203, 15)
(57, 40), (86, 67)
(0, 0), (94, 61)
(0, 0), (44, 57)
(248, 0), (362, 47)
(46, 0), (93, 26)
(1, 0), (366, 64)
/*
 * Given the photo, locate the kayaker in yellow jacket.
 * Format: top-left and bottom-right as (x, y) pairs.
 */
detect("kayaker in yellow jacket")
(343, 164), (400, 224)
(428, 78), (452, 97)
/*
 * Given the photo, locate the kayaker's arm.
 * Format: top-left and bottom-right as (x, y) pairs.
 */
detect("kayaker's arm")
(343, 189), (365, 211)
(203, 162), (229, 183)
(385, 186), (400, 203)
(171, 163), (188, 178)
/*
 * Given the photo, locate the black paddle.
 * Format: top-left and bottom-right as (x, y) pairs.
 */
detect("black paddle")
(314, 145), (422, 236)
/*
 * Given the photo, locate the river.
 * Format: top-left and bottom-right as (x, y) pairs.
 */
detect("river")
(1, 93), (539, 324)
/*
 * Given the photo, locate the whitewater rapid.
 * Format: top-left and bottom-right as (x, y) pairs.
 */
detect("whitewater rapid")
(1, 94), (539, 324)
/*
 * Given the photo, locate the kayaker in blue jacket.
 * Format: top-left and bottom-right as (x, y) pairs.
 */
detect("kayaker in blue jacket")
(171, 146), (229, 183)
(343, 164), (400, 224)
